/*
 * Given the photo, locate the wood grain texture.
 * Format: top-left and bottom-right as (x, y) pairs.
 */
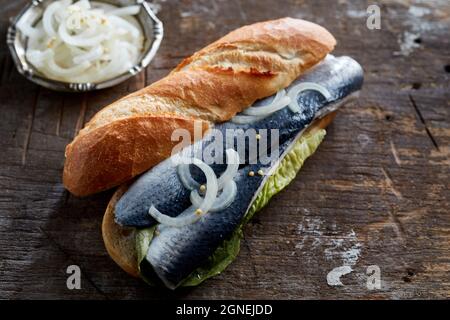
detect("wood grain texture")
(0, 0), (449, 299)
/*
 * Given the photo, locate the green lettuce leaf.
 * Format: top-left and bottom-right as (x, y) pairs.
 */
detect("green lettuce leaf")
(136, 129), (326, 286)
(135, 226), (157, 285)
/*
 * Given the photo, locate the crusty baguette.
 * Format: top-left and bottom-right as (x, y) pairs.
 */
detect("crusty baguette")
(64, 18), (336, 196)
(102, 113), (337, 278)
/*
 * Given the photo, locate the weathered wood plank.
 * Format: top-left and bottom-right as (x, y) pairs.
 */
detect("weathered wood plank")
(0, 0), (448, 299)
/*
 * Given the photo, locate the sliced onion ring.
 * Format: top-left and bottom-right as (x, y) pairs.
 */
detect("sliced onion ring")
(177, 163), (200, 191)
(73, 46), (103, 64)
(45, 55), (91, 76)
(217, 149), (240, 187)
(149, 206), (201, 228)
(17, 19), (44, 38)
(74, 0), (91, 10)
(107, 5), (140, 16)
(188, 149), (239, 211)
(93, 41), (131, 82)
(150, 157), (219, 227)
(230, 114), (266, 124)
(177, 148), (239, 191)
(26, 49), (52, 68)
(287, 82), (332, 113)
(231, 90), (290, 123)
(107, 15), (140, 38)
(184, 157), (218, 214)
(58, 22), (106, 47)
(23, 0), (144, 83)
(242, 89), (286, 116)
(42, 2), (61, 36)
(190, 180), (237, 212)
(242, 94), (291, 117)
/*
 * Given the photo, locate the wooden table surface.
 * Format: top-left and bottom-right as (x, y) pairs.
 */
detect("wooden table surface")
(1, 0), (449, 300)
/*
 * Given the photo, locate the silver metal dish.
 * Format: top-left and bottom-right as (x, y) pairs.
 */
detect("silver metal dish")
(7, 0), (163, 92)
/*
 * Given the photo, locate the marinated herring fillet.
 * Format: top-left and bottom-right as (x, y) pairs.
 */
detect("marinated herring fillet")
(115, 55), (364, 227)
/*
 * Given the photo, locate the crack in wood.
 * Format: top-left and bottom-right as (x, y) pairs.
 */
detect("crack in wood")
(21, 88), (40, 166)
(38, 227), (109, 299)
(390, 140), (402, 166)
(409, 94), (440, 151)
(381, 167), (403, 200)
(364, 207), (408, 245)
(388, 205), (407, 244)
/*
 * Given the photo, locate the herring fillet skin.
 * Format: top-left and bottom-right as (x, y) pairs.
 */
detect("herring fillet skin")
(147, 138), (294, 289)
(114, 55), (364, 227)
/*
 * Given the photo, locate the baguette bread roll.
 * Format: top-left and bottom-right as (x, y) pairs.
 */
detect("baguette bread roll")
(64, 18), (336, 196)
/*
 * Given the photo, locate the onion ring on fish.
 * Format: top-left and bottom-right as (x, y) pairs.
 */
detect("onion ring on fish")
(242, 95), (291, 117)
(229, 114), (266, 124)
(242, 89), (289, 116)
(287, 82), (331, 113)
(177, 164), (201, 191)
(153, 149), (239, 227)
(217, 149), (240, 187)
(149, 157), (219, 227)
(190, 180), (237, 212)
(177, 149), (240, 191)
(231, 83), (332, 123)
(149, 206), (201, 228)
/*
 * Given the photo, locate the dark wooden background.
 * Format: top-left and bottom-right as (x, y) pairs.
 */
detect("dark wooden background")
(0, 0), (449, 299)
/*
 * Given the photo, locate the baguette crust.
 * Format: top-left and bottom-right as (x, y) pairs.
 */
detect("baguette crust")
(102, 183), (139, 278)
(64, 116), (209, 196)
(64, 18), (336, 196)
